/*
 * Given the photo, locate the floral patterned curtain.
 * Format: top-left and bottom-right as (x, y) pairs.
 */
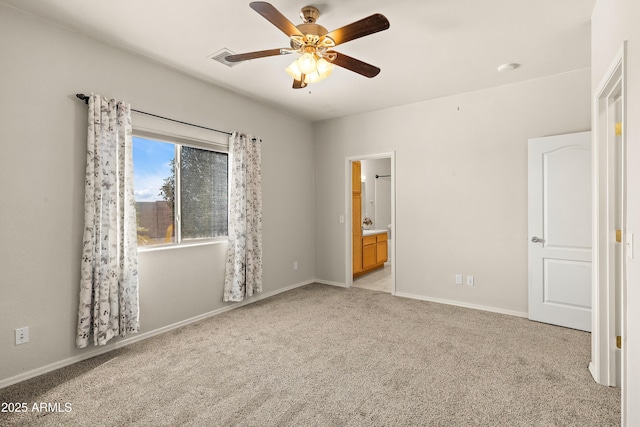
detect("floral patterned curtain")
(224, 132), (263, 302)
(76, 94), (139, 348)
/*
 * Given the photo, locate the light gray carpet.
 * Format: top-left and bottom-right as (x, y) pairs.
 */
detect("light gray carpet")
(0, 283), (620, 426)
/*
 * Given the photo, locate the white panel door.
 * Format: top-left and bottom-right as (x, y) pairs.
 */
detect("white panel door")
(528, 132), (591, 331)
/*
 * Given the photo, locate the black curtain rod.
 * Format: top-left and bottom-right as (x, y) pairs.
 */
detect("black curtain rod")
(375, 174), (391, 178)
(75, 94), (232, 136)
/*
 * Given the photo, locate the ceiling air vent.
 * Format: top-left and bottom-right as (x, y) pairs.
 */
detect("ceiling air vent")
(209, 48), (240, 68)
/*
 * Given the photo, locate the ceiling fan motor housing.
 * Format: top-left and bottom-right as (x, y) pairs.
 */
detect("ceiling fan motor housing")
(297, 23), (328, 37)
(292, 23), (330, 48)
(292, 6), (333, 51)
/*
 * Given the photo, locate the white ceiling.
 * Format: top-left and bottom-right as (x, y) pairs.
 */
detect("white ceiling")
(2, 0), (594, 122)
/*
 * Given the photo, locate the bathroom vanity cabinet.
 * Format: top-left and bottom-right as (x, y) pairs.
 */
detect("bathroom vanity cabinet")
(360, 232), (388, 274)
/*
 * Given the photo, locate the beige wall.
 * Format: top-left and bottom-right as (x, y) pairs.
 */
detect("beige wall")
(0, 5), (315, 384)
(592, 0), (640, 423)
(313, 69), (591, 315)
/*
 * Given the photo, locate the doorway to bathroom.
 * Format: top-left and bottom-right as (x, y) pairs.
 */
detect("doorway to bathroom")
(346, 152), (395, 294)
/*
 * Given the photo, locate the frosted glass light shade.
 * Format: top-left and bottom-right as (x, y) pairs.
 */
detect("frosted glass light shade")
(297, 52), (318, 74)
(285, 61), (304, 81)
(285, 57), (335, 84)
(316, 58), (334, 78)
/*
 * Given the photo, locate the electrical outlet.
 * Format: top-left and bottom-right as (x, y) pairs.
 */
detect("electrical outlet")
(293, 261), (298, 270)
(455, 274), (463, 285)
(466, 275), (474, 286)
(15, 327), (29, 345)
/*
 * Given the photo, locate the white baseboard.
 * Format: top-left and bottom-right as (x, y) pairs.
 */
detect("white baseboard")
(314, 279), (348, 288)
(0, 279), (314, 389)
(394, 292), (528, 319)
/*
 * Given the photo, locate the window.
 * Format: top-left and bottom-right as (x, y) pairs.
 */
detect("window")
(133, 134), (228, 247)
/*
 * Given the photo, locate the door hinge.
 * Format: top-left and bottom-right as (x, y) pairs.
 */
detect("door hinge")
(616, 229), (622, 243)
(616, 336), (622, 349)
(615, 122), (622, 136)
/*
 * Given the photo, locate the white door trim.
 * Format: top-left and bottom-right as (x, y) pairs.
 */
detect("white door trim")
(345, 152), (396, 294)
(590, 41), (626, 418)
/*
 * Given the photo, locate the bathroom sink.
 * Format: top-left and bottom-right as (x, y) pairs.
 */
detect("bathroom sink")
(362, 229), (387, 236)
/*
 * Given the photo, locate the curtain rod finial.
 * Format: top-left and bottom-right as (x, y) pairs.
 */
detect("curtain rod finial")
(76, 93), (89, 104)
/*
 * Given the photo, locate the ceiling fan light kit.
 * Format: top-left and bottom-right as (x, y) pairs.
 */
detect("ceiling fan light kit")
(225, 2), (390, 89)
(286, 56), (334, 84)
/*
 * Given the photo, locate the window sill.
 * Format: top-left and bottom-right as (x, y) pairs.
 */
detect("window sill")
(137, 239), (228, 253)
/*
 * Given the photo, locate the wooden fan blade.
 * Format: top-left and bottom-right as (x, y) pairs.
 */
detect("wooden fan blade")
(250, 2), (303, 37)
(325, 14), (390, 46)
(293, 75), (307, 89)
(328, 51), (381, 78)
(225, 48), (288, 62)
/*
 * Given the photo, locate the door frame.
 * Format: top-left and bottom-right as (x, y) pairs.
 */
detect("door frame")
(590, 41), (626, 410)
(345, 152), (396, 294)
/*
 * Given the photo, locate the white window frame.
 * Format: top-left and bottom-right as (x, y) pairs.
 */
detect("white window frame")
(132, 114), (230, 251)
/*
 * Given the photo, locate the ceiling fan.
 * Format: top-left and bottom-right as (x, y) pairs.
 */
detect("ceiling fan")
(225, 2), (390, 89)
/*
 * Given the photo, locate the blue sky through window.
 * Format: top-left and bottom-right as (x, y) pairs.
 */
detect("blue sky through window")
(132, 136), (174, 202)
